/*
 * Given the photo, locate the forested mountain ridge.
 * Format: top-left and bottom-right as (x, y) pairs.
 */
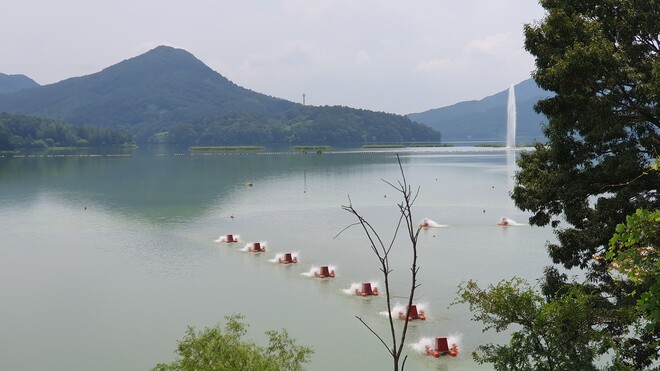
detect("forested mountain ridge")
(0, 46), (296, 127)
(156, 105), (439, 145)
(0, 73), (40, 94)
(408, 78), (553, 143)
(0, 46), (439, 145)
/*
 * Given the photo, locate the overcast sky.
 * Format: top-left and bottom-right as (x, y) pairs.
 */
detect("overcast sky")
(1, 0), (546, 114)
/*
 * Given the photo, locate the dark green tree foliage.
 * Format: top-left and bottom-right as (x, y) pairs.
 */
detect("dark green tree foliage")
(607, 208), (660, 358)
(160, 106), (440, 146)
(455, 277), (612, 371)
(0, 112), (133, 149)
(511, 0), (659, 367)
(517, 0), (659, 266)
(0, 122), (13, 150)
(152, 314), (313, 371)
(271, 105), (440, 145)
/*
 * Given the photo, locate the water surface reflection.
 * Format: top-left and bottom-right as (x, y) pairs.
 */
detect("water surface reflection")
(0, 148), (551, 371)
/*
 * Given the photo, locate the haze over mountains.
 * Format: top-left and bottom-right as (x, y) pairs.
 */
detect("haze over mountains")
(0, 46), (549, 145)
(408, 79), (552, 143)
(0, 73), (39, 94)
(0, 47), (294, 125)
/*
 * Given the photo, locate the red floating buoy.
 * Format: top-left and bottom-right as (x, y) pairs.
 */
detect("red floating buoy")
(249, 242), (266, 253)
(398, 304), (425, 321)
(279, 253), (298, 264)
(315, 266), (335, 278)
(425, 337), (459, 358)
(355, 282), (379, 297)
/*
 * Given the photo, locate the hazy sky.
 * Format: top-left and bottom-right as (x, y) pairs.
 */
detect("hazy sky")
(1, 0), (546, 114)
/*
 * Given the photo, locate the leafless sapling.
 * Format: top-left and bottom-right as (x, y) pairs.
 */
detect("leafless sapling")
(336, 155), (422, 371)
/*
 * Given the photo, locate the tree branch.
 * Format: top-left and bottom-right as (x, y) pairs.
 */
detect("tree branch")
(356, 315), (394, 356)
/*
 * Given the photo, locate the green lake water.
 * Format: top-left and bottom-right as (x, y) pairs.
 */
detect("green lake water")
(0, 147), (554, 371)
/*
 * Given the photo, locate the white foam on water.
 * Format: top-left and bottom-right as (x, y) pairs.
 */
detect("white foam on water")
(498, 217), (527, 226)
(410, 337), (434, 354)
(420, 218), (448, 228)
(447, 333), (462, 349)
(301, 265), (319, 277)
(342, 282), (361, 295)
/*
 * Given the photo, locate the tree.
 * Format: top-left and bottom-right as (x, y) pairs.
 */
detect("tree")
(454, 276), (611, 371)
(509, 0), (659, 367)
(152, 314), (313, 371)
(606, 208), (660, 359)
(0, 112), (133, 148)
(455, 162), (659, 370)
(0, 123), (14, 150)
(517, 0), (659, 269)
(337, 155), (421, 371)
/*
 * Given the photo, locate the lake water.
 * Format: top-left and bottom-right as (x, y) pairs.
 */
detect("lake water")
(0, 147), (555, 371)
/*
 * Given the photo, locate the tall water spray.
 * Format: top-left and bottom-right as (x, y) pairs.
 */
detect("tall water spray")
(506, 84), (517, 149)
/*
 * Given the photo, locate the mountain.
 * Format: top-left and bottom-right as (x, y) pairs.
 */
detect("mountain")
(408, 79), (553, 143)
(0, 73), (40, 94)
(0, 46), (439, 145)
(0, 46), (295, 127)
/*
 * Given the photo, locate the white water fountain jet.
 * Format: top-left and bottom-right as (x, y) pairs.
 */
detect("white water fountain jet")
(506, 84), (517, 149)
(506, 84), (517, 193)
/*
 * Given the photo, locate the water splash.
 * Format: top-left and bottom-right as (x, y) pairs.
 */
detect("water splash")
(301, 265), (336, 277)
(410, 337), (435, 354)
(507, 84), (517, 149)
(506, 149), (516, 193)
(447, 333), (462, 349)
(342, 281), (379, 295)
(497, 217), (526, 226)
(419, 218), (448, 228)
(269, 252), (299, 263)
(240, 241), (267, 252)
(380, 302), (428, 317)
(214, 234), (239, 243)
(410, 333), (462, 355)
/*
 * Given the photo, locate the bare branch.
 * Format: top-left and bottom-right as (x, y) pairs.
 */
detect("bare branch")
(333, 221), (362, 239)
(339, 154), (423, 371)
(356, 316), (394, 356)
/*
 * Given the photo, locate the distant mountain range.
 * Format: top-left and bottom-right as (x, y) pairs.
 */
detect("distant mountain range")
(0, 46), (551, 145)
(0, 46), (295, 126)
(0, 46), (438, 145)
(408, 78), (552, 143)
(0, 73), (39, 94)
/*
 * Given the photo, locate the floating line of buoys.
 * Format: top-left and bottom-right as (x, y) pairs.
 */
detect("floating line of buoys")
(214, 229), (459, 361)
